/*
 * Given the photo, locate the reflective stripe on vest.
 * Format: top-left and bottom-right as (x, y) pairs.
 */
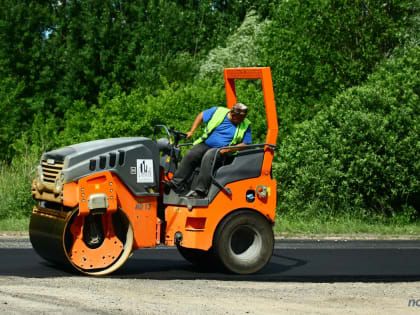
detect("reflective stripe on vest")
(193, 107), (251, 146)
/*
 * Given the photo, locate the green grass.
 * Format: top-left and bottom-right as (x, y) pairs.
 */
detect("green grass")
(274, 213), (420, 238)
(0, 216), (30, 231)
(0, 156), (37, 221)
(2, 213), (420, 238)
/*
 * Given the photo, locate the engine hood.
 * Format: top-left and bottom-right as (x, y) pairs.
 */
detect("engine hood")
(42, 137), (152, 168)
(39, 136), (160, 197)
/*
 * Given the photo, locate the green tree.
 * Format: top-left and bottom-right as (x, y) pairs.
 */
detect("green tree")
(0, 77), (27, 160)
(0, 0), (253, 159)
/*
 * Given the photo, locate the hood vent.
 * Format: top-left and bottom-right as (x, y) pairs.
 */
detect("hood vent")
(88, 151), (124, 171)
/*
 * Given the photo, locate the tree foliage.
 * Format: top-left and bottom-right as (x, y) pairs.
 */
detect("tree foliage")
(0, 0), (253, 159)
(260, 0), (417, 137)
(198, 11), (269, 79)
(0, 1), (418, 222)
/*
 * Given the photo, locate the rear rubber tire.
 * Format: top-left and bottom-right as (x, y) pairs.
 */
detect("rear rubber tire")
(213, 210), (274, 274)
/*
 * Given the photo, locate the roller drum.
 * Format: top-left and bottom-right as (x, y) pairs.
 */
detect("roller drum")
(29, 205), (134, 276)
(29, 206), (73, 267)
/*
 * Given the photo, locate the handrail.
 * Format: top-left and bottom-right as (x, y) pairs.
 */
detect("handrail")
(210, 143), (276, 197)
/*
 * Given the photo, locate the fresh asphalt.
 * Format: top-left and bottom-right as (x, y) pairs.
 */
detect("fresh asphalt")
(1, 238), (420, 281)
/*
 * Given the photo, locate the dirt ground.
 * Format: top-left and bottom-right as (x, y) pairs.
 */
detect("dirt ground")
(1, 276), (420, 314)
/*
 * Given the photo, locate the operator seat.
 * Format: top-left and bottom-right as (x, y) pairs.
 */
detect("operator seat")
(207, 148), (264, 201)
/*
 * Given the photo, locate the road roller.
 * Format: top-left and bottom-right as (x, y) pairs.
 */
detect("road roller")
(29, 67), (278, 275)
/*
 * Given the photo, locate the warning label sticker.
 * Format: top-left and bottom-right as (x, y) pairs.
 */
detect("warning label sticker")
(136, 159), (154, 183)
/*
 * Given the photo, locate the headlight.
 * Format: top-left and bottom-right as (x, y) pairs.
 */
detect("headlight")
(36, 166), (44, 191)
(54, 172), (64, 194)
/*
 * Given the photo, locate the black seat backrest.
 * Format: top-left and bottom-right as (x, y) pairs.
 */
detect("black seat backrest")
(215, 148), (264, 184)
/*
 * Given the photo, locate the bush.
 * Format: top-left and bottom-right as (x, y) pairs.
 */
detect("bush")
(51, 79), (227, 147)
(57, 77), (271, 146)
(274, 46), (419, 223)
(0, 77), (29, 160)
(199, 11), (269, 80)
(0, 150), (37, 220)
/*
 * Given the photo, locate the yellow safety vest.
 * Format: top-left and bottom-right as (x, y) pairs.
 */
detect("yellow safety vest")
(193, 107), (251, 146)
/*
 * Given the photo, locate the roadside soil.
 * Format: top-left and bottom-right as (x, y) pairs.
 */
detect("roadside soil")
(1, 276), (420, 314)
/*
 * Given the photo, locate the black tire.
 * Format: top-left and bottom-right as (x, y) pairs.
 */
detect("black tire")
(176, 244), (215, 268)
(213, 210), (274, 274)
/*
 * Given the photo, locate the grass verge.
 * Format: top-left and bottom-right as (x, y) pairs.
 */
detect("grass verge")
(0, 216), (30, 231)
(274, 213), (420, 239)
(1, 213), (420, 239)
(0, 155), (37, 222)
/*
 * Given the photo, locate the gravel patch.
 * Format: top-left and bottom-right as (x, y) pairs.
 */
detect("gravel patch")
(1, 277), (419, 314)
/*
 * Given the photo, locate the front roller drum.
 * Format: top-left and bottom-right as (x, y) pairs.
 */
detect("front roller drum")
(29, 206), (133, 276)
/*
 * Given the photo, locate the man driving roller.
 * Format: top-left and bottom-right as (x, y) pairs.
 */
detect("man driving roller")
(164, 103), (251, 198)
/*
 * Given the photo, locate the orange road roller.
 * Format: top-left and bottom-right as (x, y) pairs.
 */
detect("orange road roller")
(29, 67), (278, 275)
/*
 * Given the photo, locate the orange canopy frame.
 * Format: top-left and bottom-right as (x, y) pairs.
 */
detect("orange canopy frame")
(223, 67), (278, 146)
(224, 67), (278, 176)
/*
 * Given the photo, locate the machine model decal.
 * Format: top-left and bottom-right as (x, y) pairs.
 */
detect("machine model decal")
(135, 202), (152, 210)
(136, 159), (154, 183)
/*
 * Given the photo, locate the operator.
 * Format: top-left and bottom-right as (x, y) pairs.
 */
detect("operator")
(164, 103), (251, 198)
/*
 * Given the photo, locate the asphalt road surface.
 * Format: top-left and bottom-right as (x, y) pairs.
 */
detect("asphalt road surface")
(1, 238), (420, 281)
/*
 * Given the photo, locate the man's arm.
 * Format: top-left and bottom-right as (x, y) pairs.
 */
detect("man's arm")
(186, 111), (203, 139)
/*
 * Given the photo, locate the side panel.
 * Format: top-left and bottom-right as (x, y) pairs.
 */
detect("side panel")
(63, 182), (78, 207)
(60, 171), (159, 250)
(78, 172), (118, 216)
(165, 175), (276, 251)
(112, 175), (158, 250)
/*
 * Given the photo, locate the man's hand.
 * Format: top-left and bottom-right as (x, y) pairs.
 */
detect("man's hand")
(186, 131), (193, 139)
